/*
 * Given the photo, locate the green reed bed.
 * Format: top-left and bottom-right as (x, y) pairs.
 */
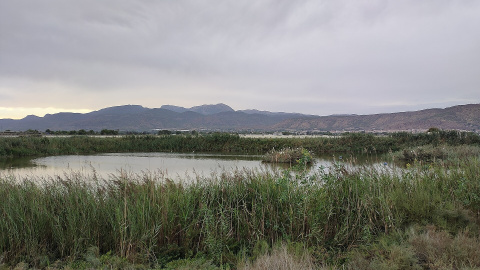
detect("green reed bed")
(3, 130), (478, 159)
(1, 157), (480, 268)
(0, 133), (388, 158)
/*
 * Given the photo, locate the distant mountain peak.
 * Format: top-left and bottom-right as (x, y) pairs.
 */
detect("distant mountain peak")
(160, 105), (188, 113)
(92, 105), (148, 115)
(22, 115), (41, 120)
(161, 103), (234, 115)
(189, 103), (234, 115)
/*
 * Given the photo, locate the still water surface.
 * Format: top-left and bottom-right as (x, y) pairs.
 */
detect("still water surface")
(1, 153), (276, 180)
(0, 152), (388, 181)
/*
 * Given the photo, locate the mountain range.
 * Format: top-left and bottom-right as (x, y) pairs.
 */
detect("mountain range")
(1, 103), (479, 133)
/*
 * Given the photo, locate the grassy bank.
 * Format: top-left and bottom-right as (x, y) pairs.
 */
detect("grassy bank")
(1, 130), (479, 158)
(1, 155), (480, 269)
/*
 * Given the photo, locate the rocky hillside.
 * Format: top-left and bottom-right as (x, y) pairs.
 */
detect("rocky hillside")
(0, 103), (478, 132)
(273, 104), (480, 132)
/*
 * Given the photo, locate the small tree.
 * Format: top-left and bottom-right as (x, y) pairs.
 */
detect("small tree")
(158, 130), (172, 135)
(100, 129), (118, 135)
(427, 127), (440, 133)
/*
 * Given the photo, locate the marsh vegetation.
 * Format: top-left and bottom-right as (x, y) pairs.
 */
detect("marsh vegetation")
(1, 130), (480, 269)
(262, 147), (314, 165)
(1, 130), (479, 158)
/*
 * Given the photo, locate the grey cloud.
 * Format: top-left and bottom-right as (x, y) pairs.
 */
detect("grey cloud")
(1, 0), (479, 116)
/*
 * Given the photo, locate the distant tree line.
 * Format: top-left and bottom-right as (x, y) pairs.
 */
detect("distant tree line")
(44, 129), (199, 136)
(45, 129), (119, 135)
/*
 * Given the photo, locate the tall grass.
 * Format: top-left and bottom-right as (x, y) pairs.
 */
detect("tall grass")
(1, 157), (480, 268)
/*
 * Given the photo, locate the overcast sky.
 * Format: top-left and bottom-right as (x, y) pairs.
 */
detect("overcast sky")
(1, 0), (479, 119)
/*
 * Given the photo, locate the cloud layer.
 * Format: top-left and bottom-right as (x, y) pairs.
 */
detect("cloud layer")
(1, 0), (479, 118)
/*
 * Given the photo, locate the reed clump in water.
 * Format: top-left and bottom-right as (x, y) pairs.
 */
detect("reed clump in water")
(262, 147), (314, 165)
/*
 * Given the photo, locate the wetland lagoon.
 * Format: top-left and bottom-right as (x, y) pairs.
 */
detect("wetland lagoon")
(1, 152), (272, 181)
(0, 151), (388, 182)
(1, 132), (480, 269)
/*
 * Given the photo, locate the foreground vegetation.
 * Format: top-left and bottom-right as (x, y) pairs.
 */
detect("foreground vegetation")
(1, 130), (479, 158)
(1, 149), (480, 269)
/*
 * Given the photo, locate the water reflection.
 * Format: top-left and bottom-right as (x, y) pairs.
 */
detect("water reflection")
(1, 153), (270, 180)
(0, 152), (393, 181)
(0, 156), (38, 169)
